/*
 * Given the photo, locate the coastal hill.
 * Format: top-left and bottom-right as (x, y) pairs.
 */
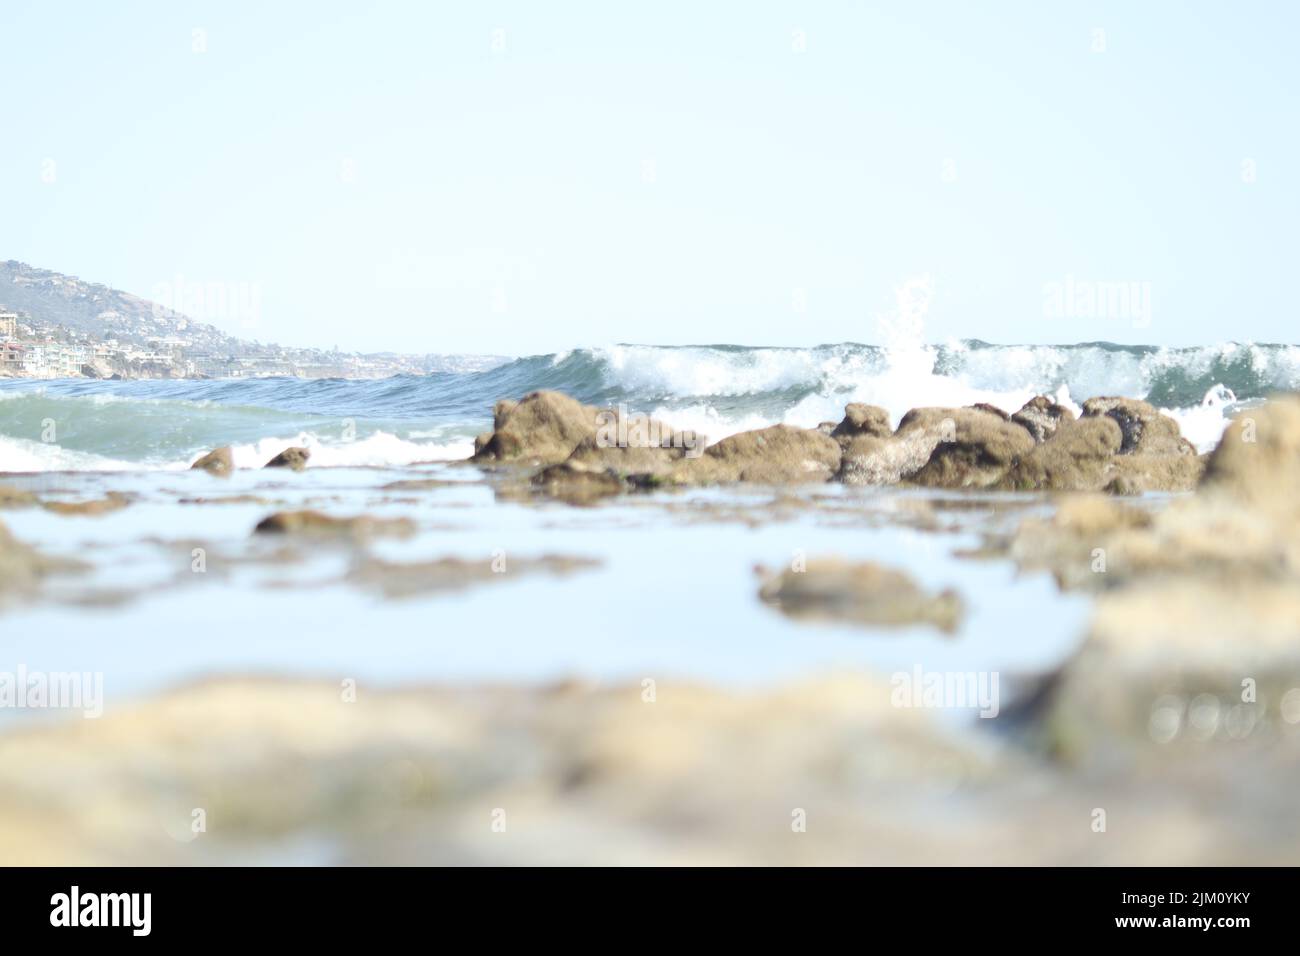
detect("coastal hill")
(0, 260), (505, 380)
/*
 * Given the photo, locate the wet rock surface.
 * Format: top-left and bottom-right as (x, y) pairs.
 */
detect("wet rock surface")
(1011, 396), (1075, 444)
(986, 396), (1300, 764)
(679, 424), (841, 485)
(264, 446), (311, 471)
(253, 509), (417, 539)
(2, 391), (1298, 864)
(758, 558), (964, 633)
(191, 446), (234, 476)
(2, 674), (1298, 864)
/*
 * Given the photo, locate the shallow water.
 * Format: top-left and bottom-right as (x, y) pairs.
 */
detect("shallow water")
(0, 462), (1092, 720)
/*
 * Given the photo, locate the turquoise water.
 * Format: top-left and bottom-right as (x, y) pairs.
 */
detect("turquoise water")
(2, 340), (1295, 469)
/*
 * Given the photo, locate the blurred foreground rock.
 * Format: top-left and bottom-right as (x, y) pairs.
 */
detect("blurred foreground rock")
(2, 674), (1298, 865)
(992, 396), (1300, 763)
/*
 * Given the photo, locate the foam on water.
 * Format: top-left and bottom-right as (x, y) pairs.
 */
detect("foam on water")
(2, 337), (1296, 469)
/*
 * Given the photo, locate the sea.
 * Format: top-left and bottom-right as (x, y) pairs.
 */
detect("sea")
(0, 339), (1294, 719)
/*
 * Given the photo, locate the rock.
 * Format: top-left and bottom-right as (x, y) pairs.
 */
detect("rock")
(837, 407), (969, 486)
(816, 421), (837, 436)
(191, 446), (234, 476)
(679, 425), (841, 485)
(1200, 394), (1300, 516)
(42, 492), (133, 516)
(264, 447), (311, 471)
(472, 432), (493, 456)
(348, 553), (600, 599)
(253, 509), (415, 539)
(837, 434), (932, 486)
(471, 391), (600, 466)
(0, 519), (85, 605)
(1042, 565), (1300, 766)
(532, 460), (627, 504)
(564, 413), (700, 476)
(758, 558), (964, 633)
(0, 484), (39, 509)
(1011, 396), (1076, 444)
(908, 409), (1035, 489)
(830, 403), (892, 443)
(493, 399), (518, 429)
(969, 402), (1011, 421)
(0, 521), (60, 603)
(1081, 397), (1192, 456)
(994, 417), (1123, 491)
(0, 674), (1027, 865)
(1104, 452), (1204, 494)
(992, 398), (1300, 761)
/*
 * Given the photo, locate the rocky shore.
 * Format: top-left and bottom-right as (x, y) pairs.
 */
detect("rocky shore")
(1, 389), (1298, 864)
(466, 389), (1206, 500)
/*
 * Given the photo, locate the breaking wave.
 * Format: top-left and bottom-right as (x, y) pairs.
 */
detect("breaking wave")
(1, 341), (1296, 470)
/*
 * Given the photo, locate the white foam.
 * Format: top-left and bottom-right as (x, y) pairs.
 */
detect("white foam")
(219, 431), (473, 470)
(1165, 385), (1237, 453)
(0, 435), (144, 473)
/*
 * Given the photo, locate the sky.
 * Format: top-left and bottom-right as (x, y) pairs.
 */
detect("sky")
(1, 1), (1296, 355)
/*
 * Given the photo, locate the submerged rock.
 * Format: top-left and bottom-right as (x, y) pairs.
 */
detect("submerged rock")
(191, 446), (234, 477)
(758, 558), (964, 633)
(253, 509), (416, 539)
(264, 447), (311, 471)
(348, 553), (600, 599)
(532, 460), (628, 504)
(0, 520), (82, 605)
(0, 485), (39, 509)
(42, 492), (133, 516)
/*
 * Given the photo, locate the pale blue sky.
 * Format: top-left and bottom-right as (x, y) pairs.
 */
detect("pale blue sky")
(2, 1), (1295, 354)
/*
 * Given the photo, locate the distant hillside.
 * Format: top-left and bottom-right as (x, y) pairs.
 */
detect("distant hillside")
(0, 260), (243, 353)
(0, 260), (509, 379)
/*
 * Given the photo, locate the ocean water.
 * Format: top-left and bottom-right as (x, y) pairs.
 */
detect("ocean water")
(0, 340), (1289, 715)
(2, 340), (1295, 472)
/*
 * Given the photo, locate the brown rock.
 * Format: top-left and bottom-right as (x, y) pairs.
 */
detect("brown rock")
(969, 402), (1011, 421)
(1012, 396), (1076, 443)
(42, 492), (133, 516)
(532, 460), (627, 504)
(995, 417), (1123, 491)
(191, 446), (234, 476)
(908, 408), (1035, 489)
(0, 484), (39, 509)
(679, 425), (841, 485)
(1081, 397), (1192, 456)
(471, 391), (600, 466)
(1200, 395), (1300, 516)
(348, 553), (600, 599)
(253, 510), (415, 539)
(830, 403), (892, 443)
(758, 558), (964, 633)
(837, 433), (934, 486)
(264, 447), (311, 471)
